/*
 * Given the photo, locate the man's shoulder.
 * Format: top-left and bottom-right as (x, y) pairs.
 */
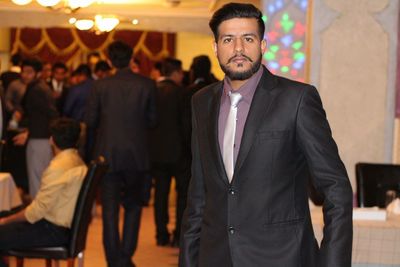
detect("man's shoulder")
(192, 81), (221, 102)
(96, 71), (155, 88)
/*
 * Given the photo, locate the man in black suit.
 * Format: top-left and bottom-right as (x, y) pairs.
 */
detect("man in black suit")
(48, 62), (69, 113)
(179, 3), (353, 267)
(85, 41), (156, 267)
(149, 57), (184, 246)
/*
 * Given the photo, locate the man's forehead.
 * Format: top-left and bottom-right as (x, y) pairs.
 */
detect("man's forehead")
(217, 18), (259, 34)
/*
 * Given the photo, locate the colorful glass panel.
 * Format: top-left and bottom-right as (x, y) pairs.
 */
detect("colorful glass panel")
(262, 0), (309, 82)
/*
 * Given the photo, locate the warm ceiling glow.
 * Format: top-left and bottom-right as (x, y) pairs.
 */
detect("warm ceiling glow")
(95, 15), (119, 32)
(68, 0), (95, 9)
(69, 17), (77, 24)
(36, 0), (61, 7)
(74, 19), (94, 30)
(11, 0), (32, 5)
(132, 19), (139, 25)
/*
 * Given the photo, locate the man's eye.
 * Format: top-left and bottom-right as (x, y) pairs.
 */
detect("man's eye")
(245, 37), (254, 42)
(223, 38), (232, 43)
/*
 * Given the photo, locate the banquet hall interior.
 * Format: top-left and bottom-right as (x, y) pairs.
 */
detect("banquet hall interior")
(0, 0), (400, 266)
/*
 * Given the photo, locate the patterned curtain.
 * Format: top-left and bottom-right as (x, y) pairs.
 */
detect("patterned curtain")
(10, 28), (175, 76)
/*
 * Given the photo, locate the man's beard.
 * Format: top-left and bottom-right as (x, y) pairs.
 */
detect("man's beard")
(220, 53), (262, 81)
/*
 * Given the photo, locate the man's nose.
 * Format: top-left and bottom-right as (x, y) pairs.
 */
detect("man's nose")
(234, 38), (244, 53)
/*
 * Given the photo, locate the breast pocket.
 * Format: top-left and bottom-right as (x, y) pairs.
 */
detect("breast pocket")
(258, 130), (290, 141)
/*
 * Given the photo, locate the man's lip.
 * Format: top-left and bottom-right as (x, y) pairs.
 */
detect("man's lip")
(230, 57), (248, 63)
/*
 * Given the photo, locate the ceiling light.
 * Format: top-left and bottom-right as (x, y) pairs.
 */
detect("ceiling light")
(95, 15), (119, 32)
(11, 0), (32, 5)
(68, 0), (95, 9)
(74, 19), (94, 30)
(69, 17), (77, 24)
(132, 19), (139, 25)
(37, 0), (61, 7)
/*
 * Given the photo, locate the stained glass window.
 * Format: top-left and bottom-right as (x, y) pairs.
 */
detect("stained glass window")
(262, 0), (310, 82)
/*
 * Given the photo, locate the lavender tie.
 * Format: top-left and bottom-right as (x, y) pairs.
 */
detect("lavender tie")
(223, 91), (242, 183)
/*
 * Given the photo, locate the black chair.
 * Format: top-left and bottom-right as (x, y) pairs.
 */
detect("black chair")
(356, 162), (400, 208)
(4, 156), (108, 267)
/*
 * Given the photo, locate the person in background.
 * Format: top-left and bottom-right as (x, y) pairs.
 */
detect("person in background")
(94, 60), (112, 80)
(179, 3), (353, 267)
(63, 64), (93, 161)
(63, 64), (92, 122)
(175, 55), (217, 248)
(85, 41), (157, 267)
(0, 118), (87, 267)
(0, 53), (22, 93)
(130, 57), (141, 74)
(150, 61), (164, 82)
(4, 59), (40, 128)
(13, 58), (59, 198)
(41, 62), (52, 84)
(48, 62), (69, 113)
(148, 57), (183, 247)
(87, 51), (101, 79)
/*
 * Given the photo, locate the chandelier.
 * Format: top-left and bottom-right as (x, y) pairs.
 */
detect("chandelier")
(11, 0), (96, 13)
(11, 0), (123, 32)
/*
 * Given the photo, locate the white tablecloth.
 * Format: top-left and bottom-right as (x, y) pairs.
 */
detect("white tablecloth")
(312, 207), (400, 267)
(0, 172), (22, 212)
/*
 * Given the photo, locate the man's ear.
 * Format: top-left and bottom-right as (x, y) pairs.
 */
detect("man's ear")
(213, 42), (218, 57)
(261, 39), (267, 54)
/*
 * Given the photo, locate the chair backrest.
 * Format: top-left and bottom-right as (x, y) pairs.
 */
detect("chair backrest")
(356, 163), (400, 208)
(68, 156), (108, 257)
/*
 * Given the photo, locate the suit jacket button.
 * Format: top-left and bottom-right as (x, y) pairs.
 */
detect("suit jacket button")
(228, 226), (235, 234)
(229, 188), (235, 195)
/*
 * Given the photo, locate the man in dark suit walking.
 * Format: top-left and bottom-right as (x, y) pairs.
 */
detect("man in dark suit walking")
(149, 57), (184, 246)
(179, 3), (353, 267)
(85, 41), (157, 267)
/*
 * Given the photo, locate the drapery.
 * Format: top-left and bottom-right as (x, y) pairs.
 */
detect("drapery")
(10, 28), (175, 76)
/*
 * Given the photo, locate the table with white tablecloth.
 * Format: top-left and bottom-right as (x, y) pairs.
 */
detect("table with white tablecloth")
(0, 172), (22, 213)
(312, 208), (400, 267)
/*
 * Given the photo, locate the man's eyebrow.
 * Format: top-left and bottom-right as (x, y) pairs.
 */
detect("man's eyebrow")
(219, 33), (258, 38)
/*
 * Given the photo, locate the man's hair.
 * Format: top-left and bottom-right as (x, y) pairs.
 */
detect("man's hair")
(161, 57), (182, 77)
(49, 118), (81, 150)
(52, 62), (67, 72)
(107, 41), (133, 69)
(11, 53), (22, 66)
(95, 60), (111, 72)
(191, 55), (211, 80)
(21, 58), (43, 73)
(74, 64), (92, 77)
(209, 3), (265, 41)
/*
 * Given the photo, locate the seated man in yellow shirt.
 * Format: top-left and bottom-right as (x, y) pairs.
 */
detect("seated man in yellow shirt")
(0, 118), (87, 267)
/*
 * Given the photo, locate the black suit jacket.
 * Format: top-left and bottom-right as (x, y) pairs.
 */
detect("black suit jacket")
(22, 80), (59, 139)
(85, 68), (157, 172)
(179, 67), (353, 267)
(148, 79), (183, 164)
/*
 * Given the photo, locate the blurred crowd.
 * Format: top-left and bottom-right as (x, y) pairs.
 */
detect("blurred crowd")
(0, 49), (218, 253)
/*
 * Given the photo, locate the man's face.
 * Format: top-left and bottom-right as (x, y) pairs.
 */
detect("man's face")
(171, 69), (184, 85)
(214, 18), (266, 81)
(21, 66), (37, 84)
(41, 63), (52, 81)
(53, 67), (67, 82)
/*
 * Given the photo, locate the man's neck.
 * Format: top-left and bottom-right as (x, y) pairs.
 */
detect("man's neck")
(229, 79), (249, 91)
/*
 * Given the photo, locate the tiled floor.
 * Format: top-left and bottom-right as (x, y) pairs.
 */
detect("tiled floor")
(7, 205), (180, 267)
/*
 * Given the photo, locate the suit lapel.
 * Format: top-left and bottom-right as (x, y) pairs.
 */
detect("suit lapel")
(233, 68), (278, 181)
(207, 83), (230, 185)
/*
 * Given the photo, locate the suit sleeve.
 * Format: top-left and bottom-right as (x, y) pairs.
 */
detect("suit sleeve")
(145, 80), (157, 128)
(179, 98), (205, 267)
(85, 82), (100, 129)
(296, 86), (353, 267)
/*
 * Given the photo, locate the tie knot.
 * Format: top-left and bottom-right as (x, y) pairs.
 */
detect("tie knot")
(229, 91), (242, 107)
